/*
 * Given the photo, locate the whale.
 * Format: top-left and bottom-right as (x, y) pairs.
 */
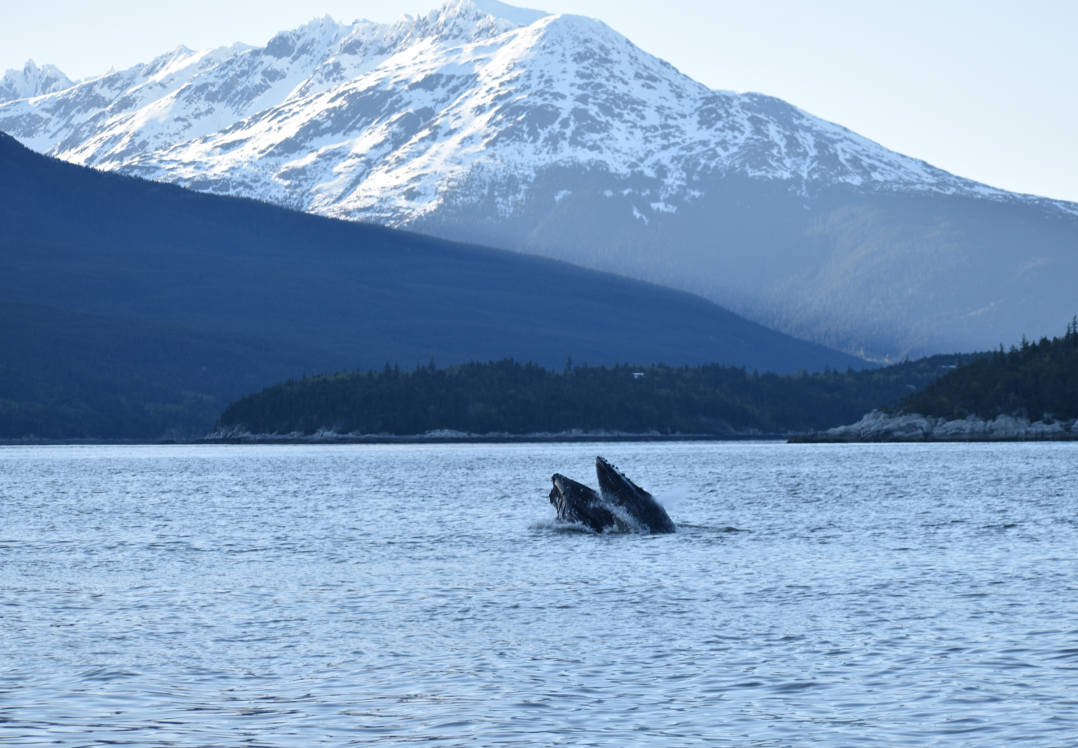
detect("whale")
(548, 457), (676, 534)
(595, 456), (677, 534)
(549, 473), (625, 533)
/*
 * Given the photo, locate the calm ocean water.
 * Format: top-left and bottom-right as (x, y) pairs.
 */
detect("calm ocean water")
(2, 442), (1077, 746)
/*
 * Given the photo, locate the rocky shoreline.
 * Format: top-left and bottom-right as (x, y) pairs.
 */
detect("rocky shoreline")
(790, 410), (1078, 443)
(200, 426), (787, 444)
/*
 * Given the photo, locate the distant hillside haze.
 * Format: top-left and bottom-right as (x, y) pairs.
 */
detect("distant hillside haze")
(0, 132), (864, 439)
(2, 0), (1075, 360)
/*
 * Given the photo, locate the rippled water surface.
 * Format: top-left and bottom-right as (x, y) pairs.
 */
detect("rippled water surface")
(2, 442), (1078, 746)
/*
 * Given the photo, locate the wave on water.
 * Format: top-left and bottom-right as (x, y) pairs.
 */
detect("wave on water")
(675, 524), (746, 534)
(529, 519), (599, 534)
(530, 516), (649, 535)
(532, 517), (743, 535)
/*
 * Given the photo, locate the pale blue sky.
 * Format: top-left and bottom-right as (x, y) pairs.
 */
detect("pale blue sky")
(3, 0), (1075, 203)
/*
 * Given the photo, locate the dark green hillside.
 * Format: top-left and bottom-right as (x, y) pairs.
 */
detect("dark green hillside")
(0, 132), (862, 376)
(900, 322), (1078, 421)
(217, 354), (981, 438)
(0, 303), (337, 440)
(0, 131), (871, 439)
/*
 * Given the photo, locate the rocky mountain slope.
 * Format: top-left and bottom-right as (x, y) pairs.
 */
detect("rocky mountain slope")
(3, 0), (1075, 359)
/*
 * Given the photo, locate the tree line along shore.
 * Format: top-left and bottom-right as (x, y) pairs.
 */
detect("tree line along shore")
(790, 320), (1078, 442)
(212, 355), (977, 439)
(213, 321), (1078, 441)
(900, 321), (1077, 422)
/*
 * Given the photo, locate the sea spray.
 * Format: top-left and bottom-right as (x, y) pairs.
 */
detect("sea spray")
(655, 485), (691, 511)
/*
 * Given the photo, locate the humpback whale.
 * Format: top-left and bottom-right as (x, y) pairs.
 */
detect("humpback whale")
(595, 456), (677, 534)
(549, 457), (677, 534)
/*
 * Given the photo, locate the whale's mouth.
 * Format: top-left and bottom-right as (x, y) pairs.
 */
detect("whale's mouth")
(549, 474), (574, 509)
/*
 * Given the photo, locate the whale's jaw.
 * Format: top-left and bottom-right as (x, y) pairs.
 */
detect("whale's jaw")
(549, 473), (621, 533)
(594, 457), (677, 534)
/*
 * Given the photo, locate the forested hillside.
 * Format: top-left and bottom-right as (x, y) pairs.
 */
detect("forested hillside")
(215, 354), (983, 438)
(900, 322), (1078, 421)
(0, 303), (336, 440)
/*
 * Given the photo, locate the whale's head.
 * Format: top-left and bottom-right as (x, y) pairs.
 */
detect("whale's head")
(549, 472), (619, 532)
(549, 474), (566, 506)
(550, 473), (594, 506)
(595, 456), (645, 500)
(594, 456), (677, 534)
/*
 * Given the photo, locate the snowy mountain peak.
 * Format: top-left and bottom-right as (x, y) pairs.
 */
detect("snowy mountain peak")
(0, 59), (74, 103)
(263, 15), (345, 60)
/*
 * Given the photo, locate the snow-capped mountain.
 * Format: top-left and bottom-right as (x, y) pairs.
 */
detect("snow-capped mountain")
(2, 0), (1058, 215)
(0, 60), (75, 103)
(3, 0), (1075, 359)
